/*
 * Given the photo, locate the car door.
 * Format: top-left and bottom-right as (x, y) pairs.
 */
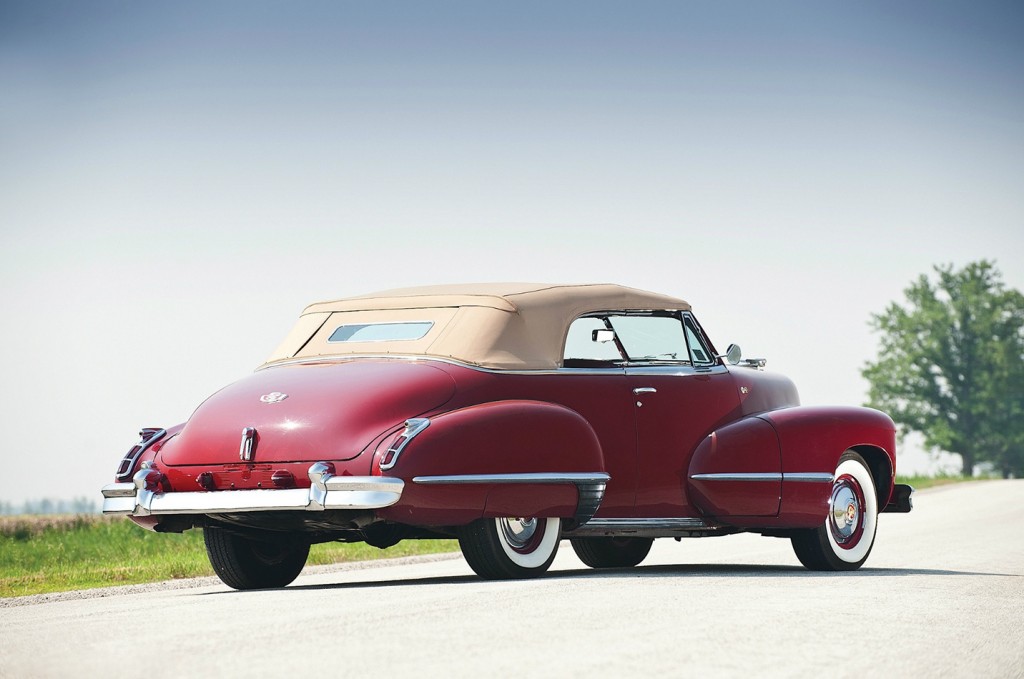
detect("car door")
(610, 313), (775, 517)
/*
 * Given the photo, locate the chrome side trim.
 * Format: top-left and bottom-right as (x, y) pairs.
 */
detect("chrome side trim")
(379, 418), (431, 471)
(783, 472), (835, 483)
(101, 462), (405, 516)
(690, 473), (782, 482)
(689, 472), (834, 483)
(412, 472), (609, 485)
(412, 472), (610, 525)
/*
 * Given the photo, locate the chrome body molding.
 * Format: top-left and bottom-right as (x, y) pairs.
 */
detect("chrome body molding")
(101, 462), (404, 516)
(412, 472), (610, 525)
(412, 472), (610, 485)
(565, 517), (727, 538)
(783, 472), (835, 483)
(689, 472), (834, 483)
(690, 472), (782, 482)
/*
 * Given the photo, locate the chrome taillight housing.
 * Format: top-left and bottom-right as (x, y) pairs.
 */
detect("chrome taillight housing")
(379, 418), (430, 471)
(115, 428), (167, 482)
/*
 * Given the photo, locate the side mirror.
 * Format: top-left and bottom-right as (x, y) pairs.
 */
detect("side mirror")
(592, 329), (616, 343)
(724, 343), (742, 365)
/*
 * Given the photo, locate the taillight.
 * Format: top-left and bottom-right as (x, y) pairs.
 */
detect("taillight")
(379, 418), (430, 471)
(115, 428), (167, 482)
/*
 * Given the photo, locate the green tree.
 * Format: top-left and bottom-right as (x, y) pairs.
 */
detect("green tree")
(863, 261), (1024, 477)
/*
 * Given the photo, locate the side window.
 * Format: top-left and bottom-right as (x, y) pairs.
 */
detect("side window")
(608, 315), (689, 362)
(564, 317), (624, 364)
(683, 314), (715, 366)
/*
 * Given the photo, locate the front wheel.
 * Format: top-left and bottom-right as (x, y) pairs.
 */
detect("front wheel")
(204, 526), (310, 590)
(459, 517), (561, 580)
(791, 451), (879, 571)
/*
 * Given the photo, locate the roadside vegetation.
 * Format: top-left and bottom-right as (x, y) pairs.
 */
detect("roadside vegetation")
(895, 473), (991, 490)
(0, 515), (457, 598)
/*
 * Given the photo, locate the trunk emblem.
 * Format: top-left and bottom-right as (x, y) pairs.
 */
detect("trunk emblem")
(240, 427), (258, 461)
(260, 392), (288, 404)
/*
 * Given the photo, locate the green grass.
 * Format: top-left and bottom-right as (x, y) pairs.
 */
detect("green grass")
(0, 516), (457, 598)
(895, 473), (989, 490)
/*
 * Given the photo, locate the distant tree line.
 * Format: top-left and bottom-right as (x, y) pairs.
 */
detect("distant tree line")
(0, 497), (98, 515)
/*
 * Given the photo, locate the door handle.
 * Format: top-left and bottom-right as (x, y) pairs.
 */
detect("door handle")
(633, 387), (657, 395)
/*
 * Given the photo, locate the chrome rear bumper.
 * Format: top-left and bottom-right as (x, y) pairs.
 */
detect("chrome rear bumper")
(101, 462), (404, 516)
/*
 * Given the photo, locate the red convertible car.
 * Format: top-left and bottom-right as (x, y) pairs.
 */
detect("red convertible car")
(102, 283), (912, 589)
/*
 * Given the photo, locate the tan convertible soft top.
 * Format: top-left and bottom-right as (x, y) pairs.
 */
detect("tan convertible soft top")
(264, 283), (691, 370)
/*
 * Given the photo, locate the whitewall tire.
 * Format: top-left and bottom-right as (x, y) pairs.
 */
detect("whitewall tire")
(459, 517), (561, 579)
(791, 451), (879, 571)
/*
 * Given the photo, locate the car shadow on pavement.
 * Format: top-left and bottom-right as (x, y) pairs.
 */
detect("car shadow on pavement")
(201, 562), (1014, 596)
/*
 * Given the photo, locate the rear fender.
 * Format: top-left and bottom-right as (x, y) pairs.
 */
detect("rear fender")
(377, 400), (606, 527)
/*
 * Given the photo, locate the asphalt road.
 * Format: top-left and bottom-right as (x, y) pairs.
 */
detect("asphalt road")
(2, 480), (1022, 678)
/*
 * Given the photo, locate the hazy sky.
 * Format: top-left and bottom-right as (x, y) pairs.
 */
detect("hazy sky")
(2, 2), (1022, 504)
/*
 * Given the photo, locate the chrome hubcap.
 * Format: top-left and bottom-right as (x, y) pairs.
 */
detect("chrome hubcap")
(829, 481), (861, 544)
(499, 517), (538, 549)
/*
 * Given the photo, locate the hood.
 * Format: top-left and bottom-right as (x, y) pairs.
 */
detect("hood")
(158, 360), (455, 467)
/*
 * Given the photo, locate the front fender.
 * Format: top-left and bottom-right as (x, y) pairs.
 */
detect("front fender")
(377, 400), (607, 527)
(759, 406), (897, 527)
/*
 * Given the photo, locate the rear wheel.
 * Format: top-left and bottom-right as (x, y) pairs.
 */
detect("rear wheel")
(204, 526), (310, 590)
(459, 517), (561, 580)
(571, 537), (653, 568)
(791, 451), (879, 571)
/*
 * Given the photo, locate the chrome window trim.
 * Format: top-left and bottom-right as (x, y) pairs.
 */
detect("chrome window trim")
(624, 364), (730, 377)
(259, 353), (736, 377)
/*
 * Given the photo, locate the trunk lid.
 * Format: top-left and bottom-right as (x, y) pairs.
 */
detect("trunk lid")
(159, 360), (455, 466)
